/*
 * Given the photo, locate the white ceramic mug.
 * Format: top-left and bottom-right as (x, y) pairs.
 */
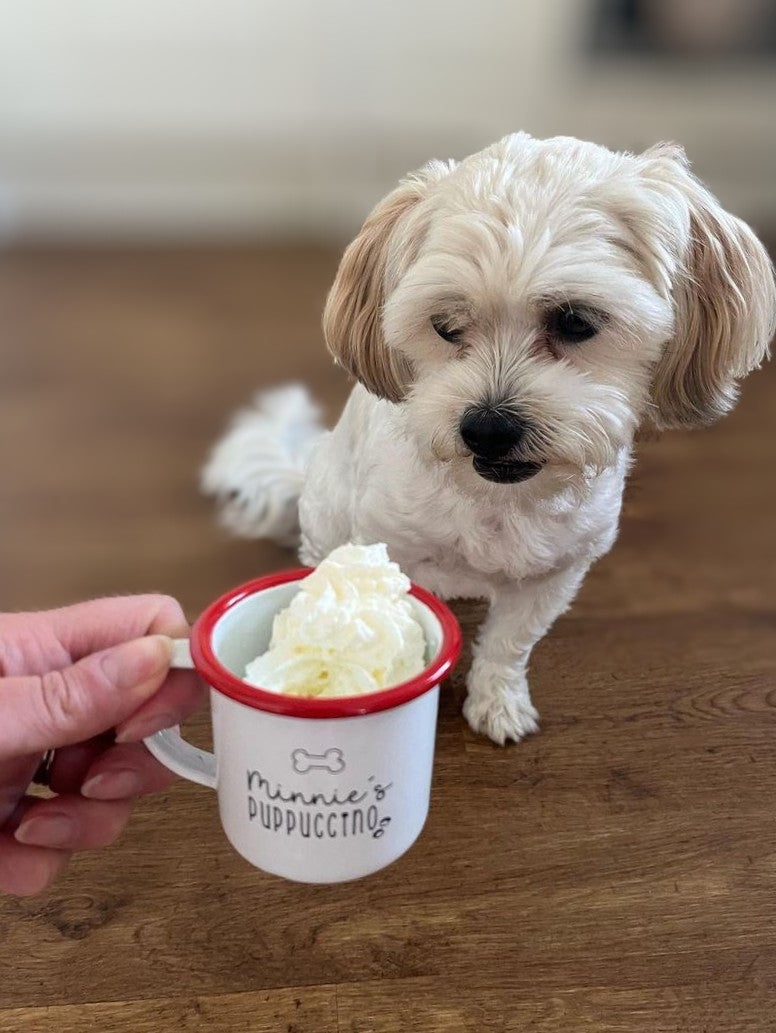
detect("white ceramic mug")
(145, 569), (462, 884)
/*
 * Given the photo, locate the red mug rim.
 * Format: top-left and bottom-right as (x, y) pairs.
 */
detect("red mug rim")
(190, 568), (463, 718)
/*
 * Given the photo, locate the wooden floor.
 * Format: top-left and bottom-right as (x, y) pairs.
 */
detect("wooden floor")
(0, 247), (775, 1032)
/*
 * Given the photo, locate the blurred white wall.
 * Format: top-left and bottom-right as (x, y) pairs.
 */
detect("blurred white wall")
(0, 0), (773, 241)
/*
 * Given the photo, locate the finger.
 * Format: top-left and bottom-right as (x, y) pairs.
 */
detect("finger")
(81, 742), (176, 800)
(0, 635), (173, 757)
(1, 740), (113, 823)
(0, 835), (71, 897)
(14, 795), (133, 850)
(0, 755), (39, 825)
(2, 794), (37, 834)
(115, 668), (205, 743)
(49, 734), (114, 795)
(45, 595), (189, 662)
(0, 596), (189, 680)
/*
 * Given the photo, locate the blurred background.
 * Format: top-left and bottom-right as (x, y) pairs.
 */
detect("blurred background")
(1, 0), (775, 241)
(0, 0), (774, 615)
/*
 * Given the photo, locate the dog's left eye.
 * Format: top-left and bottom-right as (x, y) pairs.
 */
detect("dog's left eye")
(547, 306), (599, 343)
(431, 318), (463, 344)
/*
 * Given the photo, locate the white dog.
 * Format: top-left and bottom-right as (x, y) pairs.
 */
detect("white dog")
(203, 133), (775, 745)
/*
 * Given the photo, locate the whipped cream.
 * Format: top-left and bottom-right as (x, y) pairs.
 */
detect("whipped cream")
(244, 544), (427, 698)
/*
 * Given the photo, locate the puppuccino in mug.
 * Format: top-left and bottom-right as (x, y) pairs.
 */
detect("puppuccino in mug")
(145, 544), (461, 883)
(243, 543), (427, 699)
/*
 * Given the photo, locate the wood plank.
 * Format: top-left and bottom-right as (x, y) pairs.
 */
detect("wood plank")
(336, 977), (776, 1032)
(1, 987), (338, 1033)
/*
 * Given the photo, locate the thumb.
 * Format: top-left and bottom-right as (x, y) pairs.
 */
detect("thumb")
(0, 636), (173, 758)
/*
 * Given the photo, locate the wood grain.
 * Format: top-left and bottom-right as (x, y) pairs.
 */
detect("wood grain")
(0, 247), (775, 1032)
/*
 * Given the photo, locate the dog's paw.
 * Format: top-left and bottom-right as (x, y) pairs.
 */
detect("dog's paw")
(463, 659), (540, 746)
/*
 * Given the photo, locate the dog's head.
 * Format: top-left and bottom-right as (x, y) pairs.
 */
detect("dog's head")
(324, 133), (775, 485)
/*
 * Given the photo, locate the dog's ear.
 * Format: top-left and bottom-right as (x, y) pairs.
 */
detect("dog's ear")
(323, 160), (454, 402)
(641, 143), (775, 429)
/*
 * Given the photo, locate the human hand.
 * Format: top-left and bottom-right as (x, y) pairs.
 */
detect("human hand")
(0, 595), (204, 896)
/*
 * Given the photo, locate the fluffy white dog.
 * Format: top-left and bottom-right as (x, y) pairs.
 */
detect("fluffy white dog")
(203, 133), (775, 745)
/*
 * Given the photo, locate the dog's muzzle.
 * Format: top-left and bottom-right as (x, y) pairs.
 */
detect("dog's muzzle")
(460, 407), (543, 484)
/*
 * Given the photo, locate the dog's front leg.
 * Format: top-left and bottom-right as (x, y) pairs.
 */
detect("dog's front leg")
(463, 563), (589, 745)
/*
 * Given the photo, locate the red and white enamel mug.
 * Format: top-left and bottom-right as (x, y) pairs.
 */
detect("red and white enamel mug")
(145, 570), (462, 884)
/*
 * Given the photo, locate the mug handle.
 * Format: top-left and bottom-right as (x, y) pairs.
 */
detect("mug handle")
(142, 638), (217, 790)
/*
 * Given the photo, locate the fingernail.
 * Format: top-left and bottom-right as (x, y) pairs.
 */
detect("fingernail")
(100, 636), (172, 697)
(16, 814), (77, 848)
(81, 769), (144, 800)
(115, 711), (177, 744)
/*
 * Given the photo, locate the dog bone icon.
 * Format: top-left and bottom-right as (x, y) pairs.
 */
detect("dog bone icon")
(292, 748), (346, 775)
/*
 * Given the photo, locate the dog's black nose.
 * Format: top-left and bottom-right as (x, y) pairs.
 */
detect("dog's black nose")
(460, 407), (527, 460)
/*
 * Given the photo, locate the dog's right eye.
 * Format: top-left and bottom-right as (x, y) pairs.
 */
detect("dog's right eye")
(431, 318), (463, 344)
(546, 305), (599, 343)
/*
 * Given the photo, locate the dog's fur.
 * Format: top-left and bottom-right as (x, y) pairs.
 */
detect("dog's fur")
(203, 133), (775, 744)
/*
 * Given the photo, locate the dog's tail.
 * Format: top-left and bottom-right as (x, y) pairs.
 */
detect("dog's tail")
(201, 384), (325, 546)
